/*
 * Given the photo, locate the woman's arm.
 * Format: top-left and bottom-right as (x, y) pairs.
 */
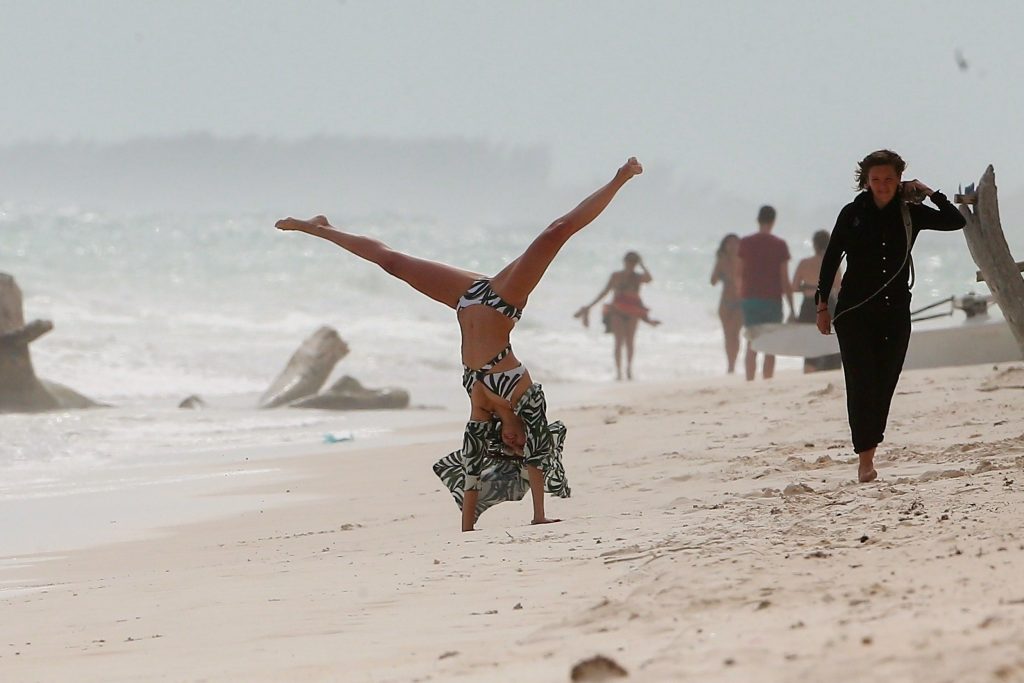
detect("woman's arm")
(574, 275), (615, 326)
(583, 275), (616, 309)
(710, 258), (721, 286)
(815, 207), (849, 334)
(791, 258), (809, 291)
(638, 258), (653, 284)
(817, 207), (849, 305)
(907, 183), (967, 232)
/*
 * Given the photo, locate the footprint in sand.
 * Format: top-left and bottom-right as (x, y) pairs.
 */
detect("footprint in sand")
(783, 483), (816, 497)
(979, 365), (1024, 392)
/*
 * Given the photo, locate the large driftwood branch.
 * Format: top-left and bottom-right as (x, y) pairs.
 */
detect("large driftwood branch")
(259, 326), (350, 409)
(958, 166), (1024, 357)
(976, 261), (1024, 283)
(0, 319), (53, 346)
(0, 273), (60, 412)
(290, 375), (410, 410)
(1, 273), (105, 413)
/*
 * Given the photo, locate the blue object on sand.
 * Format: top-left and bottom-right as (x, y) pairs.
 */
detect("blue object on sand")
(323, 432), (354, 444)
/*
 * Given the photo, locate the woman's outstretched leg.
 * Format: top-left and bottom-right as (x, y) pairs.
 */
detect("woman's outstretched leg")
(491, 158), (643, 307)
(276, 216), (480, 309)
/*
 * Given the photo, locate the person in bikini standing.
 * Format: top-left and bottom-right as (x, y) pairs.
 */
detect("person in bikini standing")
(277, 157), (643, 530)
(711, 233), (742, 374)
(575, 251), (660, 380)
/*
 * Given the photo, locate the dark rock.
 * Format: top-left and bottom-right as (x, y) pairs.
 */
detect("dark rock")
(178, 395), (207, 409)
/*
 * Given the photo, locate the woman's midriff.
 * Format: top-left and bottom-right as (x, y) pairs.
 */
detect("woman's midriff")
(457, 305), (519, 370)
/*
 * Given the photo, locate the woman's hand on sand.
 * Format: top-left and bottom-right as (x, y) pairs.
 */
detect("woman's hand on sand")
(816, 309), (832, 335)
(531, 517), (562, 526)
(617, 157), (643, 180)
(275, 215), (330, 233)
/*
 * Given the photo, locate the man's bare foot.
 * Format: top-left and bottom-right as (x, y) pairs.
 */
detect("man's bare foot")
(647, 318), (662, 327)
(531, 517), (561, 525)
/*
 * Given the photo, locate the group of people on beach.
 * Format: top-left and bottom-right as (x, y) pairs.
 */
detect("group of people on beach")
(277, 149), (966, 530)
(711, 207), (842, 378)
(708, 150), (965, 482)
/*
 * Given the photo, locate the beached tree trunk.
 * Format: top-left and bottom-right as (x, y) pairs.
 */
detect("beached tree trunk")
(289, 375), (410, 410)
(258, 326), (350, 409)
(958, 166), (1024, 357)
(0, 273), (60, 412)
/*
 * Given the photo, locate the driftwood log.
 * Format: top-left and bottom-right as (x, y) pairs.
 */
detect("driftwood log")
(957, 166), (1024, 358)
(1, 274), (105, 412)
(259, 326), (350, 409)
(0, 273), (60, 412)
(290, 375), (410, 410)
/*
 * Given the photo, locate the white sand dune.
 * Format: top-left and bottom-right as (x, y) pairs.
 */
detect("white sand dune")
(2, 363), (1023, 682)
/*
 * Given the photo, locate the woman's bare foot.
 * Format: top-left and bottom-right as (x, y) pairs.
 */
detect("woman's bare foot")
(531, 517), (561, 525)
(858, 449), (877, 483)
(618, 157), (643, 179)
(275, 217), (313, 232)
(275, 215), (330, 232)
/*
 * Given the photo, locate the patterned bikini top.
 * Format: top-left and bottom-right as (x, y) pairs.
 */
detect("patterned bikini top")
(456, 279), (523, 322)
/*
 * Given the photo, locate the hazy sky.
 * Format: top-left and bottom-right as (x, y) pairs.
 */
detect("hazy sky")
(3, 0), (1024, 204)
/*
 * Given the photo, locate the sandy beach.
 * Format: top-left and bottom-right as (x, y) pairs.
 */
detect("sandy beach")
(2, 363), (1024, 682)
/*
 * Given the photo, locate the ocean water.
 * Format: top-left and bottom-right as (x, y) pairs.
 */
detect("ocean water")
(0, 204), (987, 500)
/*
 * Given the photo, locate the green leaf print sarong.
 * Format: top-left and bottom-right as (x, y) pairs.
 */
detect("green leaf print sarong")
(432, 383), (570, 522)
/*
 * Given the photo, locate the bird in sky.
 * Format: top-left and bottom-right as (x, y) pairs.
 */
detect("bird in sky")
(955, 49), (969, 71)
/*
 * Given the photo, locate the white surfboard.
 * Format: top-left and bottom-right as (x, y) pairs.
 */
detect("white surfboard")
(748, 318), (1021, 368)
(747, 323), (839, 358)
(904, 317), (1021, 370)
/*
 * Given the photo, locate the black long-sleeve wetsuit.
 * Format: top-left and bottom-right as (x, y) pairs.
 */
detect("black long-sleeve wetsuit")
(817, 190), (966, 454)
